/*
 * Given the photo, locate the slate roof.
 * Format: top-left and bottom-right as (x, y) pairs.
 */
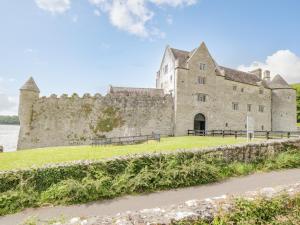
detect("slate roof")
(109, 86), (164, 96)
(20, 77), (40, 92)
(219, 66), (262, 86)
(170, 48), (190, 67)
(169, 47), (291, 89)
(267, 75), (293, 89)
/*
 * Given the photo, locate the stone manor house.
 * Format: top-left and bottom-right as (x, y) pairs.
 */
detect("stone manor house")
(18, 42), (297, 149)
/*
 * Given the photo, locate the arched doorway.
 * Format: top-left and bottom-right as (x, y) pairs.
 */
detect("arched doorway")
(194, 113), (206, 131)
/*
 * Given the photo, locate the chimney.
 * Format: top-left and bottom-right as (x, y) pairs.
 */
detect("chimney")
(263, 70), (271, 81)
(249, 68), (262, 79)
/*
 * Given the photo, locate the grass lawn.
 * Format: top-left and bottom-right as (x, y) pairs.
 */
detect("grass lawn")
(297, 123), (300, 127)
(0, 136), (248, 171)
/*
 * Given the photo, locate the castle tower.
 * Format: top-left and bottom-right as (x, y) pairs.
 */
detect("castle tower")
(17, 77), (40, 150)
(269, 75), (297, 131)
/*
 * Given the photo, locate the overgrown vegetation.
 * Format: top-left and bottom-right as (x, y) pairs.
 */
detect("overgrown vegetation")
(0, 115), (19, 125)
(0, 137), (247, 171)
(292, 83), (300, 123)
(175, 193), (300, 225)
(1, 147), (300, 216)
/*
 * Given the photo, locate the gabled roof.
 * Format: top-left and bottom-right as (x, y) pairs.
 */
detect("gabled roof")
(20, 77), (40, 92)
(168, 44), (291, 89)
(267, 75), (293, 89)
(170, 48), (190, 67)
(219, 66), (263, 86)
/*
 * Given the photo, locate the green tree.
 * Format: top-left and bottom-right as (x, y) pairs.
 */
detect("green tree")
(0, 115), (19, 125)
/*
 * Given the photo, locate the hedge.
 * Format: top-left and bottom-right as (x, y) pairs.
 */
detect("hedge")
(0, 141), (300, 216)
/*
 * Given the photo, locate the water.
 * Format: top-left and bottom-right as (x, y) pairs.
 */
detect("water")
(0, 125), (19, 152)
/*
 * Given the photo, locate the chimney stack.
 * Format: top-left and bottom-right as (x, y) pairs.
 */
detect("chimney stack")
(249, 68), (262, 79)
(263, 70), (271, 81)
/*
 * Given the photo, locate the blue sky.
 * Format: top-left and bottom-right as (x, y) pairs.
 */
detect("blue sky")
(1, 0), (300, 114)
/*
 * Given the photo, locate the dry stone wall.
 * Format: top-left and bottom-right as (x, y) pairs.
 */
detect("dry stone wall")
(62, 182), (300, 225)
(18, 93), (174, 149)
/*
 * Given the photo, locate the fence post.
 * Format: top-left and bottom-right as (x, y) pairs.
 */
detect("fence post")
(222, 130), (225, 138)
(235, 131), (237, 139)
(266, 131), (270, 140)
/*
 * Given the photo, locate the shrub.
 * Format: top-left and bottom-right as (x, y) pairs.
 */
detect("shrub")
(40, 180), (89, 205)
(0, 146), (300, 216)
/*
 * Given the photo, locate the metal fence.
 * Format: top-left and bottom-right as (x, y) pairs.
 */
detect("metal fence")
(188, 129), (300, 139)
(91, 133), (161, 146)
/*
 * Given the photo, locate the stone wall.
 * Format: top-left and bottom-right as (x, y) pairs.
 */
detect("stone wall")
(17, 93), (174, 149)
(64, 182), (300, 225)
(174, 44), (273, 135)
(272, 88), (297, 132)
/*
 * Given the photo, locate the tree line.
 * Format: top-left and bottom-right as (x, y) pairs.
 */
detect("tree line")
(0, 115), (20, 125)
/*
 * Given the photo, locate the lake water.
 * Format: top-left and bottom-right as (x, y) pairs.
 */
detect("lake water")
(0, 125), (19, 152)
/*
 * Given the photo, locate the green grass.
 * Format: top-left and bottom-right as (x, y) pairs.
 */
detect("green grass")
(297, 123), (300, 127)
(0, 136), (247, 171)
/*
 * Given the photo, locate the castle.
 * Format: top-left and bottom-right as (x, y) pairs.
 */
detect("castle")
(17, 42), (297, 149)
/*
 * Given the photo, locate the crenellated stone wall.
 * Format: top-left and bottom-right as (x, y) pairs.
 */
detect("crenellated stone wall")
(18, 92), (174, 149)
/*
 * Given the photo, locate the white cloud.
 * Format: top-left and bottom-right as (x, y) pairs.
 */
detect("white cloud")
(238, 50), (300, 84)
(35, 0), (71, 14)
(150, 0), (197, 7)
(89, 0), (198, 37)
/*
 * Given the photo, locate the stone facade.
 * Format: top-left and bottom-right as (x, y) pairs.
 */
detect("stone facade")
(18, 90), (174, 149)
(157, 42), (297, 135)
(18, 42), (297, 149)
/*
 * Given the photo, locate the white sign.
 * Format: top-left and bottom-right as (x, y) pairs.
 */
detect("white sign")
(247, 116), (255, 141)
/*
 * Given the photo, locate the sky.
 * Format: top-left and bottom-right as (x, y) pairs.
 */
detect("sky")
(0, 0), (300, 115)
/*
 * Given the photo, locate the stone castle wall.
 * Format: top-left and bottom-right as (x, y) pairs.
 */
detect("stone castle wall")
(18, 93), (174, 149)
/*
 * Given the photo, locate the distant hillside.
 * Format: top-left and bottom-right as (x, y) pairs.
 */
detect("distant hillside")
(0, 115), (19, 125)
(292, 83), (300, 123)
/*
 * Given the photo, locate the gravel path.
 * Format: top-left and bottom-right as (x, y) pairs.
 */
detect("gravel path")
(1, 168), (300, 225)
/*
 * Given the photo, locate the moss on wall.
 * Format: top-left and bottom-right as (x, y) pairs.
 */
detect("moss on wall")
(90, 106), (125, 134)
(81, 103), (93, 118)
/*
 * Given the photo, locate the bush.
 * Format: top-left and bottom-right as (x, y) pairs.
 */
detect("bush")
(0, 147), (300, 216)
(40, 180), (89, 205)
(0, 189), (38, 216)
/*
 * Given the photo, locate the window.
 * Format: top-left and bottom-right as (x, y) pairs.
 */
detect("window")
(259, 105), (265, 113)
(261, 125), (264, 131)
(225, 123), (228, 127)
(247, 104), (252, 112)
(232, 102), (239, 111)
(233, 85), (237, 91)
(198, 76), (206, 84)
(241, 88), (244, 92)
(164, 65), (168, 74)
(200, 63), (206, 70)
(259, 89), (264, 94)
(197, 93), (207, 102)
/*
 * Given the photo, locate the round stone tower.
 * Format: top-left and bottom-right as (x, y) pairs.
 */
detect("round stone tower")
(269, 75), (297, 132)
(17, 77), (40, 150)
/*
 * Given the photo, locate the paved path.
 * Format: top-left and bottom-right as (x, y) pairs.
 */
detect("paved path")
(1, 168), (300, 225)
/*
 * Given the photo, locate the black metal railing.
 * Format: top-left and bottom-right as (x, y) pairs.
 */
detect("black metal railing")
(187, 130), (300, 139)
(91, 133), (161, 146)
